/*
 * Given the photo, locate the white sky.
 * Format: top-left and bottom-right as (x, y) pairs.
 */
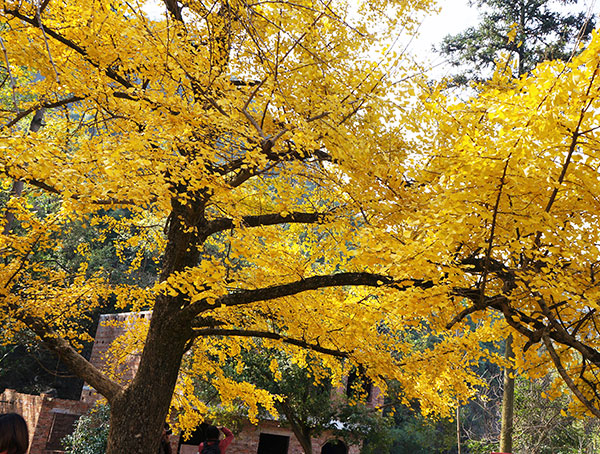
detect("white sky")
(410, 0), (598, 77)
(407, 1), (481, 78)
(417, 0), (599, 45)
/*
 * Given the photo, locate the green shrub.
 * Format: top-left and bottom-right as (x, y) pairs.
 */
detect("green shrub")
(63, 404), (110, 454)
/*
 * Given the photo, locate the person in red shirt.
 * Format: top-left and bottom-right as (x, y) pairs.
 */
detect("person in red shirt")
(0, 413), (29, 454)
(199, 425), (234, 454)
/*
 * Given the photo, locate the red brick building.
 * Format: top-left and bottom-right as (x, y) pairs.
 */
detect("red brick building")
(3, 311), (372, 454)
(0, 388), (91, 454)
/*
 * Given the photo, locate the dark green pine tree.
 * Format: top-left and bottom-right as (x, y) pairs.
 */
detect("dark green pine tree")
(438, 0), (596, 82)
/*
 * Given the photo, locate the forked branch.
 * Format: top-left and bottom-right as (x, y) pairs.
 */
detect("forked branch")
(190, 327), (351, 358)
(543, 334), (600, 418)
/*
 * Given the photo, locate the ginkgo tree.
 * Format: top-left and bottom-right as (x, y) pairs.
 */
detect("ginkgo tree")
(3, 0), (600, 453)
(0, 1), (496, 453)
(394, 28), (600, 420)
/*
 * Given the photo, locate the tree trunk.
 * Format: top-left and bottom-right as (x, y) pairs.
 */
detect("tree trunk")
(281, 405), (313, 454)
(456, 405), (461, 454)
(105, 307), (191, 454)
(499, 335), (515, 453)
(105, 199), (200, 453)
(517, 0), (525, 77)
(290, 425), (313, 454)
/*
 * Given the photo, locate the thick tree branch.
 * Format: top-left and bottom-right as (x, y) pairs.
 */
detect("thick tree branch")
(460, 255), (515, 285)
(3, 95), (83, 129)
(224, 143), (333, 189)
(206, 157), (245, 176)
(191, 327), (351, 358)
(0, 167), (141, 206)
(182, 273), (432, 319)
(205, 211), (332, 236)
(163, 0), (183, 22)
(542, 334), (600, 418)
(19, 313), (122, 402)
(446, 289), (508, 329)
(451, 287), (600, 368)
(4, 8), (133, 88)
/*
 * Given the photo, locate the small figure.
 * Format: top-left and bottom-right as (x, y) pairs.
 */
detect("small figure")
(199, 425), (234, 454)
(0, 413), (29, 454)
(158, 423), (173, 454)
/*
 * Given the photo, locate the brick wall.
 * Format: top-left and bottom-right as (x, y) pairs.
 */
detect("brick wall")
(88, 311), (366, 454)
(177, 419), (359, 454)
(81, 311), (150, 404)
(0, 389), (91, 454)
(87, 311), (366, 454)
(85, 311), (370, 454)
(233, 420), (360, 454)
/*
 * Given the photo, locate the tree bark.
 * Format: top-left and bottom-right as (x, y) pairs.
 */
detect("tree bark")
(456, 405), (461, 454)
(295, 430), (313, 454)
(499, 335), (515, 453)
(105, 303), (192, 454)
(104, 196), (201, 453)
(287, 416), (313, 454)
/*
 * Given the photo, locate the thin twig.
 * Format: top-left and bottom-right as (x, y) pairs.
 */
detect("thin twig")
(480, 155), (511, 306)
(0, 36), (19, 112)
(36, 1), (60, 84)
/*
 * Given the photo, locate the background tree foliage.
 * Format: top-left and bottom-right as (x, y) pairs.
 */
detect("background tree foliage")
(188, 347), (392, 454)
(62, 404), (111, 454)
(438, 0), (595, 82)
(512, 376), (600, 454)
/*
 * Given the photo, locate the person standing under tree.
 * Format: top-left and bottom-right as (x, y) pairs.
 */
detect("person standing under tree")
(159, 423), (173, 454)
(198, 426), (234, 454)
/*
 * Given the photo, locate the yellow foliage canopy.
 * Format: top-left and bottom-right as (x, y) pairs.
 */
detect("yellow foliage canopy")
(1, 0), (600, 451)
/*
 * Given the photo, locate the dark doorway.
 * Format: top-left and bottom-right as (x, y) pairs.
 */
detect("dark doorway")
(321, 440), (348, 454)
(46, 413), (79, 451)
(257, 433), (290, 454)
(177, 422), (209, 453)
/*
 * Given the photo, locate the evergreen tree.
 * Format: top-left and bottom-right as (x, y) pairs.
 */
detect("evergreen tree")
(438, 0), (596, 82)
